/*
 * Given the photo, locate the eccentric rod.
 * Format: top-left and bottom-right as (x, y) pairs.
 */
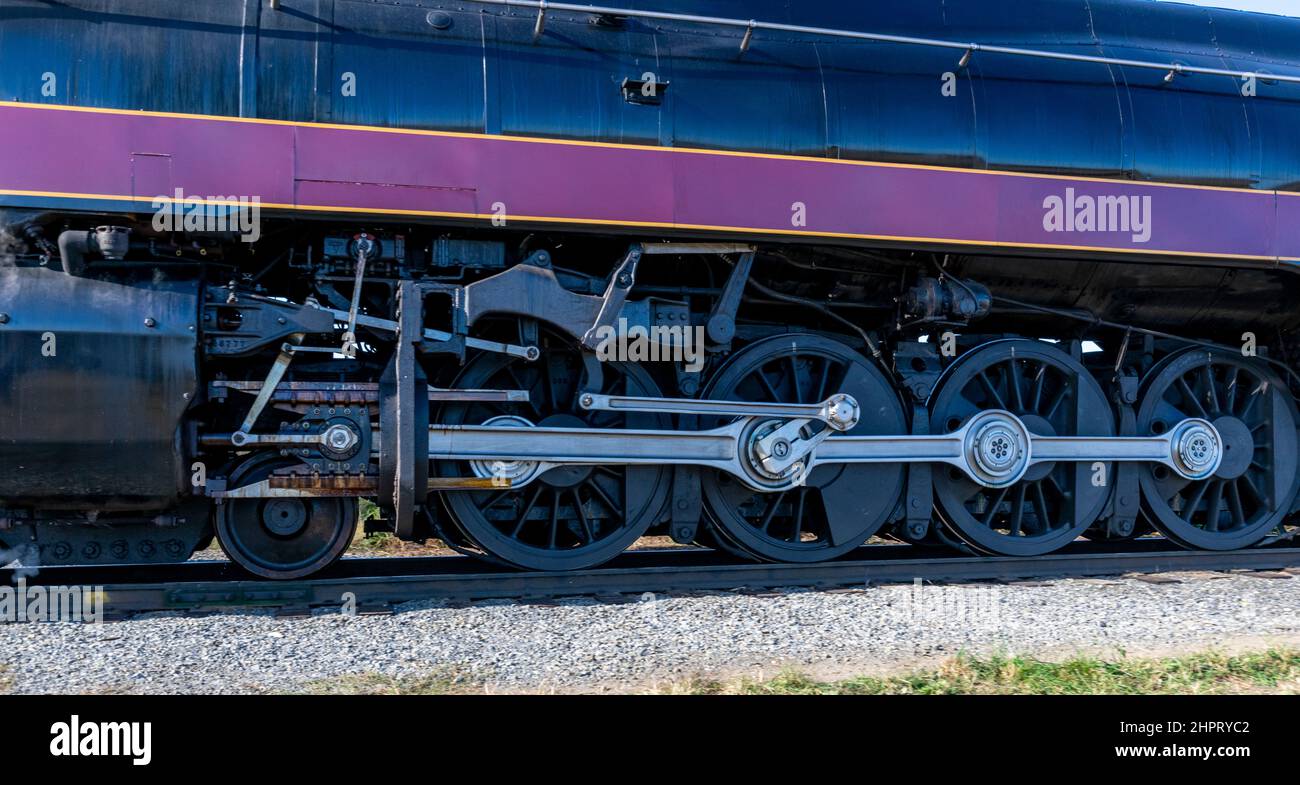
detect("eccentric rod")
(466, 0), (1300, 85)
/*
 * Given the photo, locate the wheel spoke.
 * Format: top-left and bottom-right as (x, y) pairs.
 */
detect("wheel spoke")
(1240, 473), (1266, 507)
(976, 370), (1007, 409)
(1031, 482), (1052, 533)
(1043, 471), (1067, 501)
(1030, 365), (1047, 412)
(1203, 364), (1221, 414)
(475, 487), (514, 513)
(813, 357), (832, 402)
(572, 488), (594, 543)
(1203, 480), (1225, 532)
(1227, 480), (1247, 528)
(509, 486), (545, 538)
(1239, 387), (1261, 421)
(585, 476), (621, 520)
(1044, 383), (1070, 419)
(982, 487), (1011, 528)
(1007, 360), (1025, 411)
(1008, 485), (1028, 537)
(755, 368), (782, 402)
(788, 356), (803, 403)
(1180, 481), (1211, 524)
(547, 494), (560, 549)
(758, 491), (787, 534)
(1177, 377), (1209, 418)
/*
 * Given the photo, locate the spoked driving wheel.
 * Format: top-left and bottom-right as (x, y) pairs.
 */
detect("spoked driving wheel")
(929, 339), (1114, 556)
(215, 454), (358, 579)
(1136, 349), (1299, 550)
(700, 334), (907, 562)
(437, 330), (672, 571)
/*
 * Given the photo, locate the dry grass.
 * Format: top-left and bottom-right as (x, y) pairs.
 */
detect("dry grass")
(295, 665), (481, 695)
(660, 649), (1300, 695)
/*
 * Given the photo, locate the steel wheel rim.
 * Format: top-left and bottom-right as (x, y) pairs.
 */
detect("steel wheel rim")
(215, 455), (357, 579)
(1136, 350), (1299, 550)
(929, 339), (1114, 556)
(438, 333), (672, 571)
(700, 333), (907, 562)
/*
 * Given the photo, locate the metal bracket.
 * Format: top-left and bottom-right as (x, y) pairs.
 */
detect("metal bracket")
(705, 250), (754, 348)
(581, 244), (644, 350)
(238, 334), (303, 433)
(203, 291), (336, 357)
(1101, 402), (1141, 539)
(669, 465), (702, 544)
(533, 0), (547, 40)
(380, 281), (430, 539)
(902, 404), (933, 542)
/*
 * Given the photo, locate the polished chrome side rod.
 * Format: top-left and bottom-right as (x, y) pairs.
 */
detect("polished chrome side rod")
(427, 409), (1223, 493)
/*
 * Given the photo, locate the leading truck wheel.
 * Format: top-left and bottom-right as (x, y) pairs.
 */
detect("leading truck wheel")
(1136, 349), (1299, 550)
(699, 334), (907, 562)
(215, 455), (358, 579)
(929, 339), (1115, 557)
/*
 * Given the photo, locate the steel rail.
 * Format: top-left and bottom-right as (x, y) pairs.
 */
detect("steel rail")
(8, 542), (1299, 617)
(464, 0), (1300, 85)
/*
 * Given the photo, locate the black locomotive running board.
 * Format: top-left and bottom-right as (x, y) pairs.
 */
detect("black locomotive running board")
(6, 541), (1300, 617)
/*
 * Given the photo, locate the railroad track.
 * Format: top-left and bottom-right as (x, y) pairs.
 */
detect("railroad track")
(5, 539), (1300, 618)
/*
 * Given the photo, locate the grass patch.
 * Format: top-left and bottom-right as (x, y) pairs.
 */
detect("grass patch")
(0, 664), (14, 694)
(673, 649), (1300, 695)
(296, 666), (479, 695)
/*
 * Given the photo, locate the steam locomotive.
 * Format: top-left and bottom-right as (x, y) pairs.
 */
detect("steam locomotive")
(2, 0), (1299, 577)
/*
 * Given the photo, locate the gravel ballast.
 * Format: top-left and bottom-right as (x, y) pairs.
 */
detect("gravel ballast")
(2, 570), (1299, 693)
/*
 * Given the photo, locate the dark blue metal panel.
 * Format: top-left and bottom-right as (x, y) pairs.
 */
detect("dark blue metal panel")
(816, 39), (979, 169)
(327, 0), (486, 131)
(488, 10), (668, 145)
(1200, 5), (1300, 190)
(1089, 0), (1259, 188)
(0, 0), (244, 117)
(941, 0), (1128, 178)
(661, 29), (825, 155)
(2, 0), (1300, 190)
(255, 0), (327, 122)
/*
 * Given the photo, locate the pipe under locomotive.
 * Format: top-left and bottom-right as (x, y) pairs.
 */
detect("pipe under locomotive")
(2, 0), (1300, 577)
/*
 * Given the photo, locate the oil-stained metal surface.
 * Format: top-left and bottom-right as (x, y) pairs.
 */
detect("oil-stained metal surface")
(0, 267), (198, 506)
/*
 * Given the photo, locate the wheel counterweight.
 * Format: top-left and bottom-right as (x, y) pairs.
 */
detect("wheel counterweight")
(436, 330), (672, 571)
(700, 334), (908, 562)
(1136, 350), (1300, 550)
(928, 339), (1114, 556)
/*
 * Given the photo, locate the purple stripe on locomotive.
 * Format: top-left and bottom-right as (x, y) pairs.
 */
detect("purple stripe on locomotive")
(0, 102), (1291, 262)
